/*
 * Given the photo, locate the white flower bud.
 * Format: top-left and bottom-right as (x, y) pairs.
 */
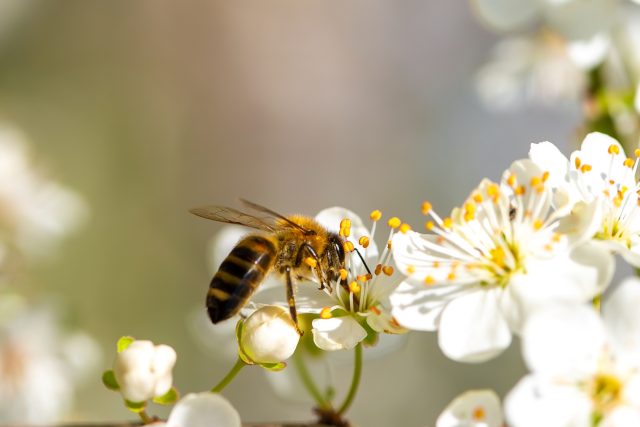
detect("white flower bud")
(240, 306), (300, 364)
(113, 340), (176, 403)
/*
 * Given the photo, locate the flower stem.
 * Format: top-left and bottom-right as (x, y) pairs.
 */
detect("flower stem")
(293, 351), (331, 410)
(337, 343), (362, 415)
(211, 357), (245, 393)
(138, 409), (152, 424)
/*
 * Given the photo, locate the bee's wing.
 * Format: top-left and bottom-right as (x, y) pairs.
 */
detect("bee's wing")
(189, 206), (277, 232)
(239, 198), (313, 234)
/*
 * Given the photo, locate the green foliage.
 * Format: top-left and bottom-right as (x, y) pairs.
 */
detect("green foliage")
(260, 361), (287, 371)
(117, 336), (135, 353)
(101, 370), (119, 391)
(153, 387), (179, 405)
(124, 399), (146, 413)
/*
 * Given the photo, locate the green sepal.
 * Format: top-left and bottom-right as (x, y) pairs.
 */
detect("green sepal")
(259, 361), (286, 371)
(360, 319), (379, 347)
(298, 313), (324, 357)
(235, 319), (255, 365)
(153, 387), (179, 405)
(117, 336), (135, 353)
(124, 399), (146, 413)
(101, 370), (119, 391)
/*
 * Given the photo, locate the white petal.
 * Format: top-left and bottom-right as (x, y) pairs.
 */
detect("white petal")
(167, 393), (241, 427)
(471, 0), (539, 31)
(556, 200), (603, 245)
(505, 375), (592, 427)
(601, 406), (640, 427)
(311, 316), (367, 351)
(436, 389), (503, 427)
(529, 141), (569, 190)
(521, 305), (604, 377)
(438, 288), (512, 363)
(603, 277), (640, 362)
(566, 33), (610, 70)
(389, 281), (457, 331)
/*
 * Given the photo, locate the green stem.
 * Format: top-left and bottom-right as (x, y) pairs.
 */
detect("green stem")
(211, 358), (246, 393)
(337, 343), (362, 415)
(293, 351), (331, 410)
(138, 409), (152, 424)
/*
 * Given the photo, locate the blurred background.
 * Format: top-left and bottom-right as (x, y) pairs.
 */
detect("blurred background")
(0, 1), (598, 426)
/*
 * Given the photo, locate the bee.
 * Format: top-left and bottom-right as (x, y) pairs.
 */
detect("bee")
(190, 199), (346, 334)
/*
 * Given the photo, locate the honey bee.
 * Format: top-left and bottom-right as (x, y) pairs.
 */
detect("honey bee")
(190, 199), (346, 333)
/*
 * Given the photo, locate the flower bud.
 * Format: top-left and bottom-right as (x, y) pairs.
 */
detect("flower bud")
(113, 340), (176, 403)
(240, 306), (300, 364)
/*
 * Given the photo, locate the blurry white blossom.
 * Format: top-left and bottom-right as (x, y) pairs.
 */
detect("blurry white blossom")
(0, 125), (87, 267)
(530, 132), (640, 267)
(238, 305), (300, 364)
(0, 294), (100, 423)
(390, 159), (613, 362)
(150, 392), (241, 427)
(113, 339), (176, 403)
(436, 389), (503, 427)
(505, 277), (640, 426)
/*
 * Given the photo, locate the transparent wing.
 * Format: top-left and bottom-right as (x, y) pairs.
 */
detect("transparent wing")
(239, 198), (312, 234)
(189, 206), (277, 232)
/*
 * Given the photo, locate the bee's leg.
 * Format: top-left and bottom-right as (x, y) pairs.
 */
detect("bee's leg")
(297, 244), (328, 291)
(285, 266), (303, 336)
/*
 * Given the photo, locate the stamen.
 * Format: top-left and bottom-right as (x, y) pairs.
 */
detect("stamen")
(608, 144), (620, 155)
(533, 219), (543, 230)
(339, 268), (348, 281)
(304, 257), (317, 268)
(400, 223), (411, 234)
(356, 274), (369, 282)
(358, 236), (370, 248)
(442, 217), (453, 229)
(388, 217), (402, 229)
(580, 164), (592, 173)
(624, 158), (634, 168)
(374, 264), (382, 275)
(339, 218), (352, 237)
(387, 240), (392, 249)
(320, 307), (332, 319)
(447, 271), (456, 281)
(507, 174), (516, 188)
(370, 210), (382, 221)
(425, 221), (435, 230)
(344, 241), (355, 252)
(472, 406), (486, 422)
(348, 281), (360, 293)
(636, 148), (640, 157)
(463, 202), (476, 221)
(542, 171), (550, 182)
(575, 157), (582, 169)
(421, 201), (432, 215)
(472, 192), (483, 203)
(382, 266), (394, 276)
(406, 265), (415, 274)
(486, 183), (500, 202)
(369, 306), (381, 315)
(424, 276), (435, 286)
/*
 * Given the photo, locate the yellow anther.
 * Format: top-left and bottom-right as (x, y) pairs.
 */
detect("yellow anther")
(348, 281), (361, 293)
(624, 158), (635, 168)
(358, 236), (370, 248)
(575, 157), (582, 169)
(463, 202), (476, 222)
(375, 264), (383, 275)
(621, 186), (629, 194)
(447, 272), (456, 281)
(533, 219), (544, 230)
(356, 274), (369, 282)
(472, 192), (483, 203)
(406, 265), (415, 274)
(387, 240), (392, 249)
(382, 265), (394, 276)
(304, 257), (317, 268)
(424, 275), (435, 286)
(489, 247), (506, 267)
(515, 185), (526, 196)
(370, 306), (381, 315)
(344, 241), (355, 252)
(608, 144), (620, 155)
(400, 223), (411, 234)
(339, 268), (348, 281)
(320, 307), (333, 319)
(425, 221), (435, 231)
(370, 209), (382, 221)
(388, 217), (402, 228)
(552, 233), (562, 243)
(421, 201), (432, 215)
(472, 406), (486, 422)
(542, 171), (550, 182)
(432, 261), (440, 268)
(614, 196), (623, 208)
(339, 218), (352, 237)
(635, 148), (640, 157)
(437, 236), (445, 244)
(530, 176), (542, 187)
(442, 217), (453, 229)
(544, 244), (553, 252)
(507, 174), (516, 188)
(580, 164), (592, 173)
(486, 183), (500, 201)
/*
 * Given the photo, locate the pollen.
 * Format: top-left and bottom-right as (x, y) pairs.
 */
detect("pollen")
(348, 281), (361, 293)
(552, 233), (562, 242)
(580, 164), (592, 173)
(636, 148), (640, 157)
(443, 217), (453, 229)
(575, 157), (582, 169)
(375, 264), (382, 275)
(339, 268), (348, 281)
(472, 192), (483, 203)
(304, 257), (317, 268)
(382, 265), (394, 276)
(344, 241), (355, 252)
(533, 219), (544, 230)
(356, 274), (370, 282)
(486, 183), (500, 201)
(421, 201), (432, 215)
(400, 223), (411, 234)
(432, 261), (440, 268)
(370, 209), (382, 221)
(463, 202), (476, 222)
(507, 174), (516, 188)
(515, 185), (526, 196)
(447, 272), (456, 281)
(424, 275), (435, 286)
(388, 217), (402, 229)
(358, 236), (370, 248)
(387, 240), (392, 249)
(320, 307), (332, 319)
(608, 144), (620, 155)
(489, 247), (506, 267)
(425, 221), (435, 231)
(530, 176), (542, 187)
(542, 171), (550, 182)
(472, 406), (486, 421)
(405, 265), (415, 275)
(339, 218), (352, 237)
(624, 158), (635, 168)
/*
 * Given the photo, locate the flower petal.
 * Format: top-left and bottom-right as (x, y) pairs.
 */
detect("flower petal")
(438, 288), (512, 363)
(311, 316), (367, 351)
(471, 0), (539, 31)
(436, 389), (503, 427)
(167, 393), (241, 427)
(389, 281), (459, 331)
(603, 277), (640, 363)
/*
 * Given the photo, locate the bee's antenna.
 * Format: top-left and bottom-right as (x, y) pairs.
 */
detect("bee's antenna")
(352, 247), (372, 276)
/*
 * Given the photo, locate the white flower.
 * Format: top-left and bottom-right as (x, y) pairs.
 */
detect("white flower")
(0, 295), (100, 423)
(0, 125), (87, 266)
(239, 305), (300, 364)
(390, 159), (613, 362)
(505, 277), (640, 427)
(436, 389), (503, 427)
(113, 340), (176, 403)
(309, 207), (407, 351)
(530, 132), (640, 267)
(150, 392), (241, 427)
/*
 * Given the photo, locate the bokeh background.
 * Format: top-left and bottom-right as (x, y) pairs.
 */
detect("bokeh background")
(0, 1), (591, 426)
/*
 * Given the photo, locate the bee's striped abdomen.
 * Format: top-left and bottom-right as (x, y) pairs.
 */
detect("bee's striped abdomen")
(207, 235), (276, 323)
